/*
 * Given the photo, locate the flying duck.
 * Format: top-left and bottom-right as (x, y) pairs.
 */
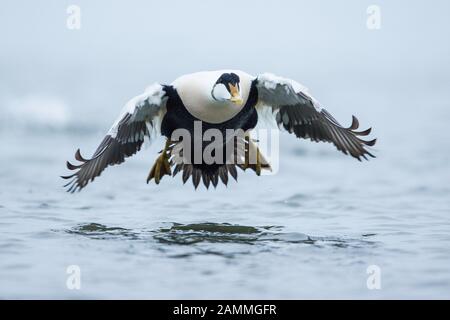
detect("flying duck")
(63, 70), (376, 192)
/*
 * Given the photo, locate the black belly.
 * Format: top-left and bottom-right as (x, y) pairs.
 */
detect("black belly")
(160, 83), (258, 169)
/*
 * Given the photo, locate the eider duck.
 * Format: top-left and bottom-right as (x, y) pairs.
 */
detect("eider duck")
(63, 70), (376, 192)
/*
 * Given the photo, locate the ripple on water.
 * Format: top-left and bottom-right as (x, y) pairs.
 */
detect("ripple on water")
(62, 222), (379, 257)
(274, 193), (310, 208)
(154, 223), (274, 245)
(64, 223), (140, 240)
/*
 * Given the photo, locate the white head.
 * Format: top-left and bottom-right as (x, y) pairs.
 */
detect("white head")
(172, 70), (252, 123)
(211, 72), (243, 106)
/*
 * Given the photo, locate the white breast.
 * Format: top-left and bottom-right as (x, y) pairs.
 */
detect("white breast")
(172, 70), (254, 124)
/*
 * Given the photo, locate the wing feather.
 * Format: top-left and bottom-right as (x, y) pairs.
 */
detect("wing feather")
(62, 84), (168, 192)
(255, 73), (376, 160)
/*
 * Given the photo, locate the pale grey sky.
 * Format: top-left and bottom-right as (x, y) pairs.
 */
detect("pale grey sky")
(1, 0), (449, 129)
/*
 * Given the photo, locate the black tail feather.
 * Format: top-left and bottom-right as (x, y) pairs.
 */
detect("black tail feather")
(174, 163), (241, 189)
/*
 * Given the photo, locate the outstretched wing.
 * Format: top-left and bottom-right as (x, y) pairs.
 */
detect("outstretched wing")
(62, 84), (168, 192)
(254, 73), (376, 160)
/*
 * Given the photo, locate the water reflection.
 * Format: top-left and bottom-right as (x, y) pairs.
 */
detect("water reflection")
(65, 222), (379, 252)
